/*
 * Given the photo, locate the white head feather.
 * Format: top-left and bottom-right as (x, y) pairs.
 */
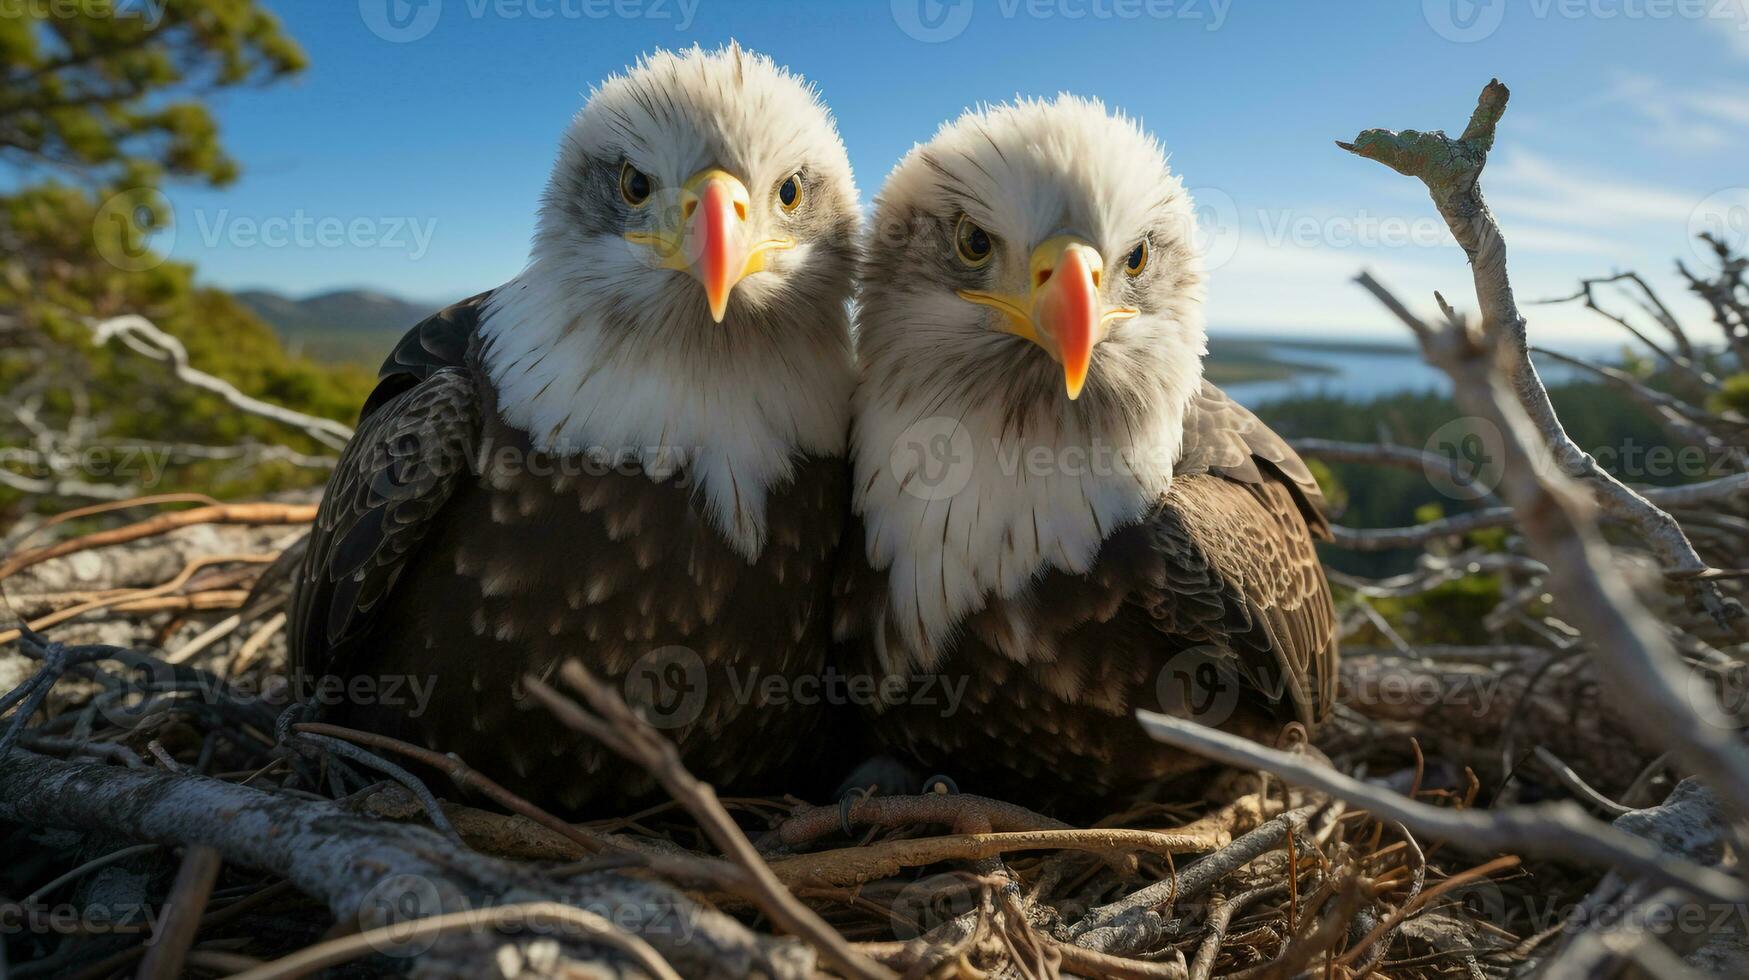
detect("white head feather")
(481, 43), (859, 561)
(851, 95), (1209, 671)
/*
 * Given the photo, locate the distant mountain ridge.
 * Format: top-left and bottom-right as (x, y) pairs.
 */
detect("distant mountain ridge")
(236, 288), (453, 365)
(238, 287), (1347, 388)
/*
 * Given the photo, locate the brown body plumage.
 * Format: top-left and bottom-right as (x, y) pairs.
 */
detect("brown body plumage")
(289, 297), (845, 811)
(836, 383), (1334, 803)
(287, 46), (862, 812)
(839, 96), (1337, 806)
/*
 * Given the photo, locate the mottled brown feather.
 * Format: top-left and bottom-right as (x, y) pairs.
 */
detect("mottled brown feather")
(835, 382), (1336, 804)
(290, 296), (848, 813)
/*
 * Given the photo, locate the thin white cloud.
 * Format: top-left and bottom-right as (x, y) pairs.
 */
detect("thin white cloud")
(1596, 73), (1749, 152)
(1506, 224), (1633, 256)
(1708, 0), (1749, 58)
(1685, 89), (1749, 125)
(1205, 211), (1715, 343)
(1486, 149), (1705, 229)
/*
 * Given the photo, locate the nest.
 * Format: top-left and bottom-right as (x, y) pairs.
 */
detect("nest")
(7, 76), (1747, 980)
(0, 498), (1656, 980)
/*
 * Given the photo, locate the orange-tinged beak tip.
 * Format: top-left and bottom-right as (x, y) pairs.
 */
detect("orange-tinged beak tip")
(1064, 363), (1089, 400)
(1040, 245), (1100, 400)
(699, 178), (736, 323)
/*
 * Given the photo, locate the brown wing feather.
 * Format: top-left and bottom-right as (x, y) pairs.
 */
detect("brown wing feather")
(1179, 380), (1330, 539)
(1142, 474), (1336, 726)
(1151, 381), (1337, 725)
(288, 300), (485, 683)
(834, 380), (1336, 804)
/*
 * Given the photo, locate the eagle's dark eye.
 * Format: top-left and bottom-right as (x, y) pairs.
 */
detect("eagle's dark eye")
(778, 173), (804, 212)
(619, 163), (652, 207)
(955, 215), (993, 267)
(1124, 239), (1149, 276)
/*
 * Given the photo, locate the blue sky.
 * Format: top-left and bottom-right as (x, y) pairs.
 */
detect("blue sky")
(158, 0), (1749, 340)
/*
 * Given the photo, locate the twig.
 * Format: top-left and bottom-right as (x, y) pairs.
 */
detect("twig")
(0, 502), (315, 580)
(1068, 806), (1321, 954)
(1533, 746), (1632, 818)
(1534, 274), (1711, 387)
(1349, 822), (1426, 980)
(1187, 885), (1281, 980)
(286, 731), (464, 845)
(1322, 473), (1748, 552)
(1053, 941), (1188, 980)
(0, 492), (220, 552)
(226, 902), (682, 980)
(0, 554), (274, 643)
(227, 611), (285, 674)
(1340, 82), (1749, 841)
(777, 793), (1076, 846)
(767, 827), (1221, 890)
(525, 661), (895, 980)
(1231, 875), (1362, 980)
(1340, 80), (1736, 609)
(1291, 437), (1500, 503)
(1531, 346), (1746, 464)
(0, 749), (800, 979)
(1341, 855), (1518, 969)
(89, 314), (355, 451)
(135, 845), (221, 980)
(1135, 710), (1745, 905)
(21, 843), (161, 907)
(164, 613), (242, 665)
(292, 721), (619, 855)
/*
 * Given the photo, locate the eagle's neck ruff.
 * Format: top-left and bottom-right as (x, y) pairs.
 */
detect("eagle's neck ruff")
(480, 268), (854, 562)
(852, 344), (1202, 674)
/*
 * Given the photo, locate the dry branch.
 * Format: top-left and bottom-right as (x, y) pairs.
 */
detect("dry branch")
(1339, 80), (1749, 828)
(525, 660), (894, 980)
(88, 315), (355, 451)
(0, 747), (807, 979)
(0, 502), (314, 581)
(9, 77), (1746, 980)
(1136, 710), (1743, 905)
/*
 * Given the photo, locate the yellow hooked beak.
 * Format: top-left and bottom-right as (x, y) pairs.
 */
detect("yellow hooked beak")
(624, 168), (795, 323)
(956, 236), (1138, 400)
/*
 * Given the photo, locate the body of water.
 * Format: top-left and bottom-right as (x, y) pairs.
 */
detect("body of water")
(1222, 341), (1599, 407)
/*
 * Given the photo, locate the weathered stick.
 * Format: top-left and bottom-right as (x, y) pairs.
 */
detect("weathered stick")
(1135, 710), (1744, 905)
(0, 749), (808, 979)
(1340, 83), (1735, 600)
(0, 503), (315, 580)
(527, 661), (894, 980)
(1339, 80), (1749, 824)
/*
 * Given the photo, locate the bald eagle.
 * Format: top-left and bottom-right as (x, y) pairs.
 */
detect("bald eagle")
(289, 44), (860, 811)
(836, 96), (1337, 805)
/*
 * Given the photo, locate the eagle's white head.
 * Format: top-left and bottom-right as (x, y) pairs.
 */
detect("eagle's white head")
(851, 96), (1210, 666)
(483, 43), (859, 560)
